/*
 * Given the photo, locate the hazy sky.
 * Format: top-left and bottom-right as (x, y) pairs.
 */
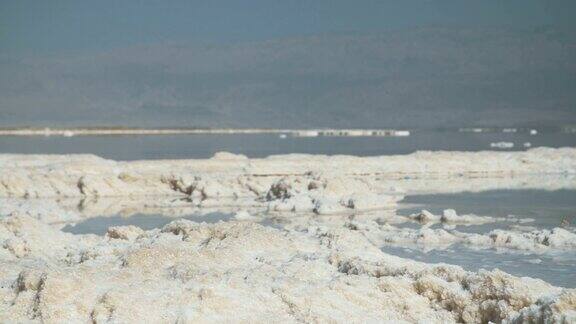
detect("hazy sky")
(1, 0), (574, 55)
(0, 1), (575, 128)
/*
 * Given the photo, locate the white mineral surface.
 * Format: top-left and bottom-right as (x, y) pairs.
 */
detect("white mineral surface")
(407, 209), (500, 225)
(1, 149), (576, 322)
(1, 213), (575, 323)
(1, 147), (575, 200)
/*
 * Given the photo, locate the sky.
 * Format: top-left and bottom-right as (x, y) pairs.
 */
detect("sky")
(0, 0), (575, 128)
(2, 0), (574, 55)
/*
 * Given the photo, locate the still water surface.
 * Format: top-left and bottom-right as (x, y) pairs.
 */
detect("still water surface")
(1, 130), (574, 159)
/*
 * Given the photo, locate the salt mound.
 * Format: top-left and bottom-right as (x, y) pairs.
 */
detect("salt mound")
(359, 219), (576, 253)
(408, 209), (499, 225)
(233, 210), (258, 220)
(2, 148), (575, 199)
(1, 214), (574, 323)
(264, 175), (400, 214)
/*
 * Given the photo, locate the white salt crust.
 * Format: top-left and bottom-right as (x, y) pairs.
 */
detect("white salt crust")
(1, 149), (576, 322)
(1, 213), (575, 323)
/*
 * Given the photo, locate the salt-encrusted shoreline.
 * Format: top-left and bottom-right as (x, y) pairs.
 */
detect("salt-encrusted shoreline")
(1, 148), (576, 322)
(0, 127), (410, 137)
(1, 148), (575, 202)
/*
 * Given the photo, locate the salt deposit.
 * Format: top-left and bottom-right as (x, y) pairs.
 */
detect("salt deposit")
(407, 209), (500, 225)
(0, 127), (411, 137)
(1, 213), (575, 323)
(357, 220), (576, 253)
(1, 149), (576, 322)
(1, 148), (575, 201)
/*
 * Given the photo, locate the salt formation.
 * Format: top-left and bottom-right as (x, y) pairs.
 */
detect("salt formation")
(263, 175), (401, 214)
(1, 148), (575, 201)
(1, 213), (575, 323)
(1, 148), (576, 322)
(0, 127), (410, 137)
(233, 210), (258, 221)
(2, 148), (575, 221)
(408, 209), (499, 225)
(355, 220), (576, 253)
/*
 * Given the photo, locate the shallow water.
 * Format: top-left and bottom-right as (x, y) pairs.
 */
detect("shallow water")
(1, 130), (574, 159)
(382, 245), (576, 288)
(389, 189), (576, 287)
(62, 212), (233, 235)
(399, 189), (576, 231)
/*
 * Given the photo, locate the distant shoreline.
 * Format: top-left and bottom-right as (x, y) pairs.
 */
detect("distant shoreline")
(0, 127), (411, 137)
(1, 126), (571, 137)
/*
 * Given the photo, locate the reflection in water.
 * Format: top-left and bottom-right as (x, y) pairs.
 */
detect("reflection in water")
(399, 189), (576, 229)
(1, 131), (574, 160)
(62, 212), (233, 235)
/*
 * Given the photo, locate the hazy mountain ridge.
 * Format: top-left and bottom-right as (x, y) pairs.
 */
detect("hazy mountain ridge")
(1, 27), (575, 128)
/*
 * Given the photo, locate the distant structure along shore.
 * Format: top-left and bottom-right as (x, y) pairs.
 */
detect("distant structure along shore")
(0, 128), (411, 138)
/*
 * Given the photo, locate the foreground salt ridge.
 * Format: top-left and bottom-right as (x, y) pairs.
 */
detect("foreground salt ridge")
(1, 213), (575, 323)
